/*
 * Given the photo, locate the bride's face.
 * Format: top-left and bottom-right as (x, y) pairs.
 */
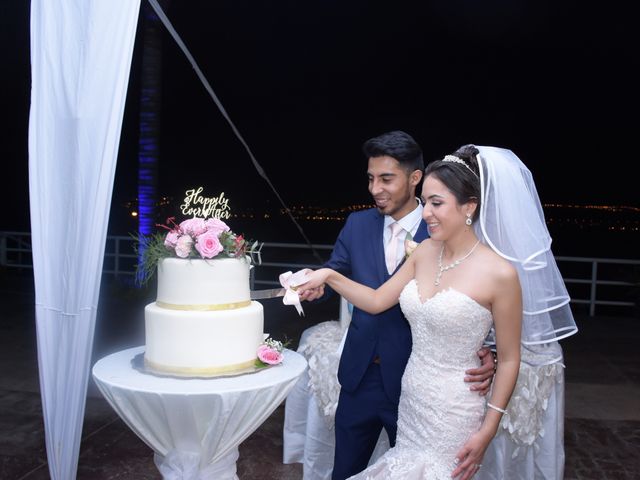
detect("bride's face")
(420, 175), (467, 240)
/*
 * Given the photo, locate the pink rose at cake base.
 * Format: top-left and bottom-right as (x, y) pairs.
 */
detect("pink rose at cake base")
(258, 347), (283, 365)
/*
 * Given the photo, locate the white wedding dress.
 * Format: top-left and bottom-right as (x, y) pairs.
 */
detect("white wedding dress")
(349, 279), (493, 480)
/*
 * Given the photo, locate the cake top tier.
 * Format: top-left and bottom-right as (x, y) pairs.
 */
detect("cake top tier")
(156, 257), (252, 309)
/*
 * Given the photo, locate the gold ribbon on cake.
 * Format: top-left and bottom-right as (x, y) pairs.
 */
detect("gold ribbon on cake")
(144, 356), (259, 376)
(155, 300), (252, 311)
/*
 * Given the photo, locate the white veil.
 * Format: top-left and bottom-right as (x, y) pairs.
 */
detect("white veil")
(474, 146), (578, 345)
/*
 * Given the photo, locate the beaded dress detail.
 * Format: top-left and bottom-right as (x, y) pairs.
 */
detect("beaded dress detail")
(348, 279), (493, 480)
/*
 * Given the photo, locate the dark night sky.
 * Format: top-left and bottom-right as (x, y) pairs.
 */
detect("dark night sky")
(2, 1), (638, 235)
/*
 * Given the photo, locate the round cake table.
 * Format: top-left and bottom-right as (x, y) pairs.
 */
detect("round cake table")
(92, 346), (307, 480)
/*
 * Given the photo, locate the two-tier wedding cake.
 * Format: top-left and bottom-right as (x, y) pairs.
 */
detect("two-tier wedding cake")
(144, 256), (265, 376)
(137, 214), (272, 377)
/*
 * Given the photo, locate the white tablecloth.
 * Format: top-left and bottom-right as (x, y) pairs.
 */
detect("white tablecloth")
(93, 346), (307, 480)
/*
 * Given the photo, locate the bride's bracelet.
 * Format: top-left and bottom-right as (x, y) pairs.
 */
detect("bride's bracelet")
(487, 402), (508, 415)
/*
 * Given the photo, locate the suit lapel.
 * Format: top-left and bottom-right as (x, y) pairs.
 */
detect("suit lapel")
(372, 213), (388, 281)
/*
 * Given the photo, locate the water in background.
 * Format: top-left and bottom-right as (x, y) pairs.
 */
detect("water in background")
(240, 216), (640, 320)
(230, 216), (640, 261)
(106, 201), (640, 261)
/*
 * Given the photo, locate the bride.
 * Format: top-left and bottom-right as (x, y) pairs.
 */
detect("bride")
(298, 145), (571, 480)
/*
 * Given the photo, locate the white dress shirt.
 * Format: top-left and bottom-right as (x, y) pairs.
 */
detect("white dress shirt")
(383, 199), (423, 272)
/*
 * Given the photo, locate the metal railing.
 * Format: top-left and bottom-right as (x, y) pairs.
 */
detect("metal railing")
(555, 256), (639, 316)
(1, 231), (638, 317)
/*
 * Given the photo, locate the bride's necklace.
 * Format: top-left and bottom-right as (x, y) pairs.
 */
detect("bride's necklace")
(435, 240), (481, 286)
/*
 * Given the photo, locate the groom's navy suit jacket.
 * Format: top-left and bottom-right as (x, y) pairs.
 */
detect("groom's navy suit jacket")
(325, 207), (429, 405)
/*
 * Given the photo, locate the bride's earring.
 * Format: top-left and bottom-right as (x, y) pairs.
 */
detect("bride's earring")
(465, 213), (472, 226)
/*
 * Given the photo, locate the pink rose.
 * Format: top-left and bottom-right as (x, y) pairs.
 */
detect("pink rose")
(195, 229), (223, 258)
(174, 235), (194, 258)
(257, 345), (283, 365)
(179, 218), (207, 237)
(205, 218), (230, 236)
(164, 230), (180, 248)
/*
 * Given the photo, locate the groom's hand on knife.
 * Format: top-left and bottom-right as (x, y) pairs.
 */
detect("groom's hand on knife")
(298, 285), (325, 301)
(465, 347), (495, 396)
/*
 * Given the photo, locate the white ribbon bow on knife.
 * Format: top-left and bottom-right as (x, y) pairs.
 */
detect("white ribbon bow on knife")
(278, 270), (310, 316)
(249, 270), (310, 316)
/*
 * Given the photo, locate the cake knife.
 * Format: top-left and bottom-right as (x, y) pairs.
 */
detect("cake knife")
(250, 287), (287, 300)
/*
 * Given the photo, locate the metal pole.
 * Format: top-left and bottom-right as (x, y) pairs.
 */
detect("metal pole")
(589, 261), (598, 316)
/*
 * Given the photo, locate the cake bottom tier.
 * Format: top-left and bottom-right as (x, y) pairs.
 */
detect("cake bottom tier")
(144, 301), (264, 376)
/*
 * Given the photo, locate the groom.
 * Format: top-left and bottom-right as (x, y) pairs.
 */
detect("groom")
(300, 130), (495, 479)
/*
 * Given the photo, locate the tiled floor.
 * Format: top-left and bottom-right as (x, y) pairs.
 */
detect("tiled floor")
(1, 269), (639, 479)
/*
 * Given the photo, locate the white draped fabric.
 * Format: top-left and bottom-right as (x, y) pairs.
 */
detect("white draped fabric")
(28, 1), (140, 478)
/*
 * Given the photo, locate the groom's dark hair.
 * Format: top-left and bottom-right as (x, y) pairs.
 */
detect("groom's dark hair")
(362, 130), (424, 173)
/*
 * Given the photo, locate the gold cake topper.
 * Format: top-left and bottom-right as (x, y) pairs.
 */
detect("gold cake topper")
(181, 187), (231, 219)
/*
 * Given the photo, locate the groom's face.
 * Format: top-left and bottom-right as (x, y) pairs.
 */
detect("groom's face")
(367, 155), (419, 220)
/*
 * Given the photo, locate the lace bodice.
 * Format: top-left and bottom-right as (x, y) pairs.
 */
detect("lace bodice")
(350, 279), (494, 480)
(400, 280), (493, 369)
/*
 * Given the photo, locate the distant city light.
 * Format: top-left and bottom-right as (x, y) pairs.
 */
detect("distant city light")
(122, 201), (639, 233)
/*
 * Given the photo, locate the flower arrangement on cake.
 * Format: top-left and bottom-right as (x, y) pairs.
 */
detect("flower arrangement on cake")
(134, 216), (262, 285)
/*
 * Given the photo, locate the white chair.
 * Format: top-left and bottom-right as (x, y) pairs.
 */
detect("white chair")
(283, 297), (389, 480)
(478, 342), (566, 480)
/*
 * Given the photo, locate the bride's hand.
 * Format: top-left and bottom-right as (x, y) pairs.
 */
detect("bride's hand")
(296, 268), (332, 295)
(294, 269), (325, 301)
(451, 429), (492, 480)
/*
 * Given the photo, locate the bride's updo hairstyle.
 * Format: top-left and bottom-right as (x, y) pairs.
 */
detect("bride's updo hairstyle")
(424, 144), (481, 221)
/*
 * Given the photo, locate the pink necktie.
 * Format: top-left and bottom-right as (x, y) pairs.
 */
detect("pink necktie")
(385, 222), (404, 274)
